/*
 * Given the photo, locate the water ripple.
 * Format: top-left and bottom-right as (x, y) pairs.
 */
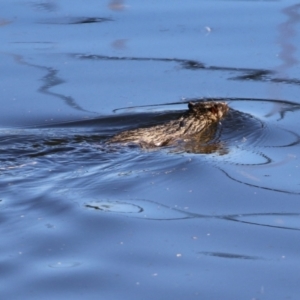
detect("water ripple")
(1, 97), (300, 196)
(84, 198), (300, 232)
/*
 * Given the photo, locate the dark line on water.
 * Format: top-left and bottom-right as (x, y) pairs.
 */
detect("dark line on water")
(222, 215), (300, 231)
(216, 167), (300, 195)
(111, 96), (300, 115)
(7, 53), (96, 114)
(38, 17), (113, 25)
(71, 53), (300, 86)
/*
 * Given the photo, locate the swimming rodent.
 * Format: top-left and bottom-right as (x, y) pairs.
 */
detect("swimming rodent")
(108, 101), (229, 150)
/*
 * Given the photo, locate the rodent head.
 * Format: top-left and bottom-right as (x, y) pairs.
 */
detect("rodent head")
(188, 101), (229, 122)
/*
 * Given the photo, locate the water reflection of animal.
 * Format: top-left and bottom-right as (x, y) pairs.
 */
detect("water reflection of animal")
(108, 101), (229, 152)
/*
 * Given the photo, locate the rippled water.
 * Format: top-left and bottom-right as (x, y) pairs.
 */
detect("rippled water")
(2, 1), (300, 299)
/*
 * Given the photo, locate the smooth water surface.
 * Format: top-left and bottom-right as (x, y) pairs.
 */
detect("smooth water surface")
(1, 1), (300, 299)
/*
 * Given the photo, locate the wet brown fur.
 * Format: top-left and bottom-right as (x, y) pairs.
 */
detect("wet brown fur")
(108, 101), (229, 149)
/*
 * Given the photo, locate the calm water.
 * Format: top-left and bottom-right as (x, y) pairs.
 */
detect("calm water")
(1, 1), (300, 299)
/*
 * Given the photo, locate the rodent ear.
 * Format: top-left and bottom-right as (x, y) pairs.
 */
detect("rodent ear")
(188, 102), (196, 111)
(209, 104), (218, 115)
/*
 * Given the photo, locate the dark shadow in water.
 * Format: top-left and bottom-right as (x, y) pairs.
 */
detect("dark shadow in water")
(39, 17), (113, 25)
(44, 110), (184, 131)
(71, 53), (300, 86)
(199, 252), (262, 260)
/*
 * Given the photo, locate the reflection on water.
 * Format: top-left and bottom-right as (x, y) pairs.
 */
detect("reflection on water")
(277, 4), (300, 73)
(108, 0), (127, 11)
(266, 4), (300, 116)
(111, 39), (128, 51)
(0, 19), (11, 26)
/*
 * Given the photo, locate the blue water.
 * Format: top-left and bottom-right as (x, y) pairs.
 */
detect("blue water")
(1, 1), (300, 299)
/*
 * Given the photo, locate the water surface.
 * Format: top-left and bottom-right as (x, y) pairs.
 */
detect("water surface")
(1, 1), (300, 299)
